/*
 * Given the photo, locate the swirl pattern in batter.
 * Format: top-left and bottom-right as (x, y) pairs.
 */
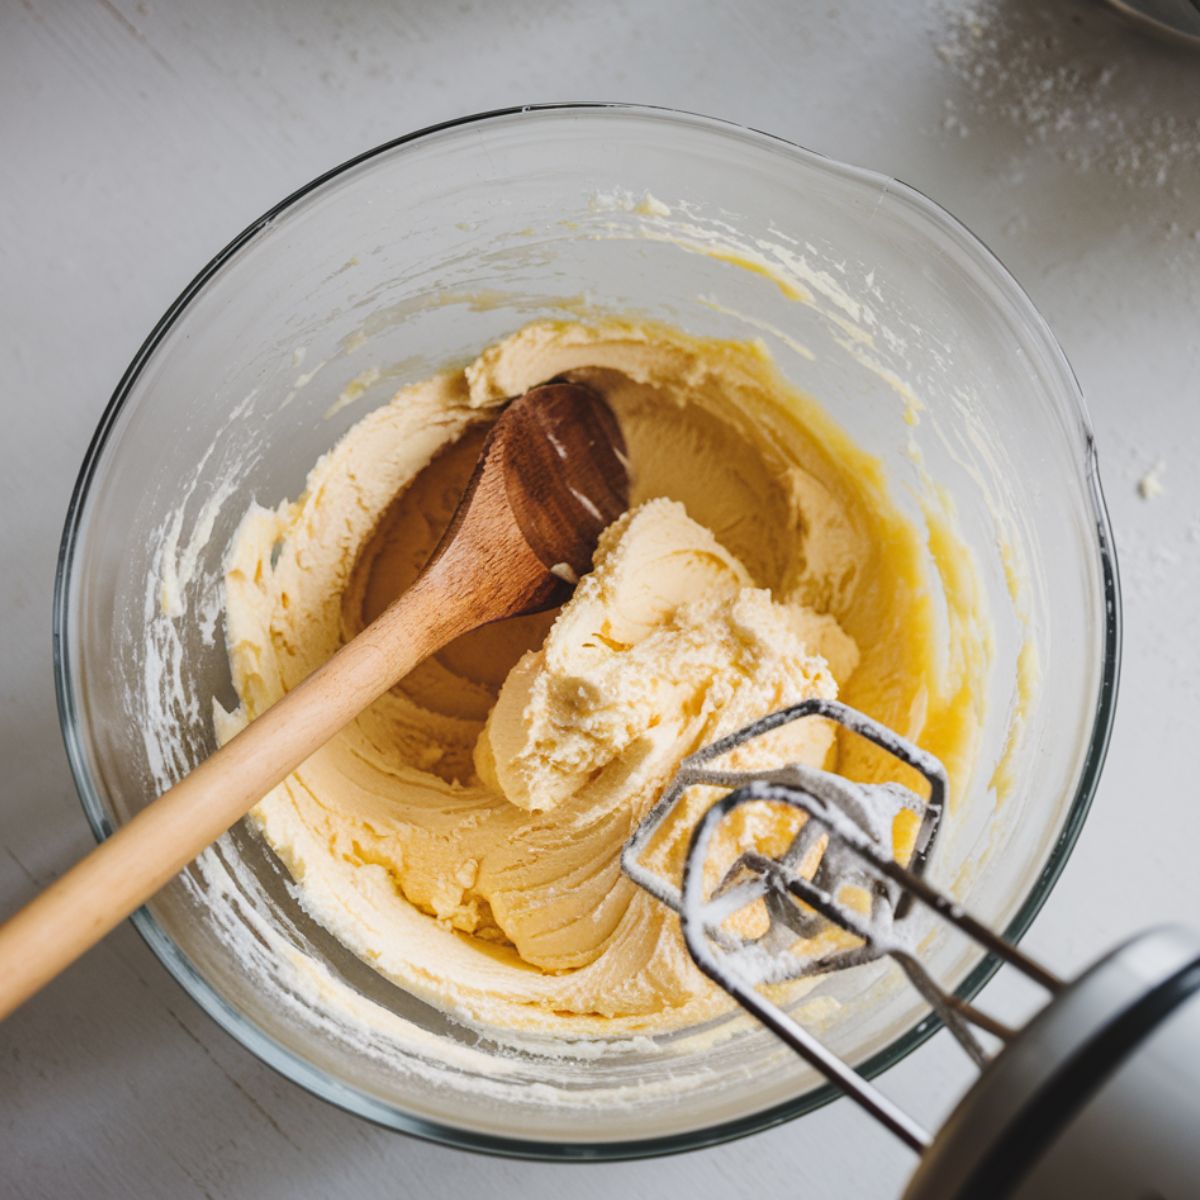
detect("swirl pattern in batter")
(217, 319), (986, 1033)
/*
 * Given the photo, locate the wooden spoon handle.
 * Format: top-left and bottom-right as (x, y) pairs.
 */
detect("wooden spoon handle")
(0, 569), (462, 1020)
(0, 380), (628, 1022)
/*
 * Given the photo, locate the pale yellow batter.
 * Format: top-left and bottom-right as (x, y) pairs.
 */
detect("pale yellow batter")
(217, 319), (986, 1033)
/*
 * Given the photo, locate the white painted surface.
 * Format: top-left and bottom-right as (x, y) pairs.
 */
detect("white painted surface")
(2, 1), (1198, 1196)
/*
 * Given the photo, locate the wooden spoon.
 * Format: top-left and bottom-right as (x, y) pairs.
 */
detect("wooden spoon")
(0, 381), (629, 1019)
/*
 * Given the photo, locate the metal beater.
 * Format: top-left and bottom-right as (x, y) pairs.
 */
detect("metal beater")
(622, 699), (1200, 1199)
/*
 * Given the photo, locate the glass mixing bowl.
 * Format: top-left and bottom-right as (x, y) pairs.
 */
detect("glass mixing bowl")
(54, 104), (1119, 1159)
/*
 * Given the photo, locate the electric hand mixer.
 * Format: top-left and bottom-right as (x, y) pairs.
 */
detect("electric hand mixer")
(623, 699), (1200, 1199)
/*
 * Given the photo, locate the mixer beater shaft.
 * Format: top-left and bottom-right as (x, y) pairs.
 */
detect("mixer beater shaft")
(622, 699), (1200, 1198)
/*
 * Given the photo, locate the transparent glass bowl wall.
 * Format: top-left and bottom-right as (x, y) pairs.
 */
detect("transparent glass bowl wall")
(55, 106), (1118, 1158)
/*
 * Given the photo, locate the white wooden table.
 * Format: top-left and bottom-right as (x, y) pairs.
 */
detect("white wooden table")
(3, 2), (1199, 1196)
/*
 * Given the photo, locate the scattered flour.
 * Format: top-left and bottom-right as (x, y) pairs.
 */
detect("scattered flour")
(1138, 460), (1166, 499)
(929, 0), (1200, 191)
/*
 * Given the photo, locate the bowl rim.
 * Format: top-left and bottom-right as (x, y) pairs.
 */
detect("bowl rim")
(52, 100), (1122, 1162)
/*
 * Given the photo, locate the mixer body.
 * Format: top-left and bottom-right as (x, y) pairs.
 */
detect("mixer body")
(905, 927), (1200, 1200)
